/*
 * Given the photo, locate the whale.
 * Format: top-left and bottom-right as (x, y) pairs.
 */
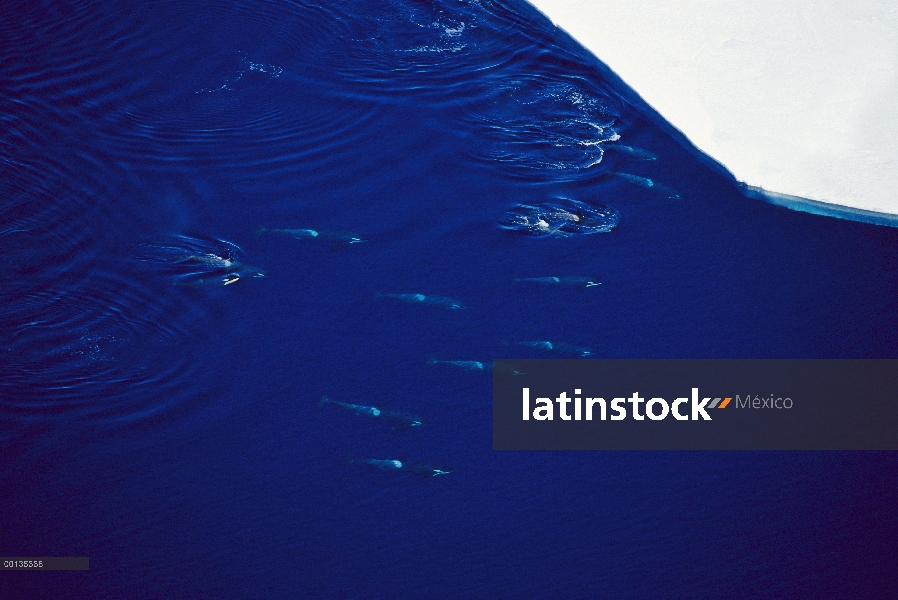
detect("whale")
(504, 340), (593, 357)
(611, 172), (680, 198)
(177, 253), (239, 269)
(346, 458), (450, 477)
(606, 145), (658, 161)
(174, 265), (266, 287)
(376, 293), (465, 310)
(427, 359), (486, 371)
(256, 226), (366, 245)
(502, 198), (620, 237)
(514, 276), (601, 288)
(318, 396), (423, 431)
(135, 236), (265, 287)
(427, 359), (526, 376)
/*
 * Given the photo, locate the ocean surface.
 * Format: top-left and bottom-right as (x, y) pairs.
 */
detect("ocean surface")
(2, 1), (897, 598)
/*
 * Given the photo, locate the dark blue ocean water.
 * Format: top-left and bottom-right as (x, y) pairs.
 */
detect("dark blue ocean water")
(2, 1), (897, 598)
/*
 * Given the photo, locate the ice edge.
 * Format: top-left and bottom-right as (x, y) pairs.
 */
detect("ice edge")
(524, 0), (898, 229)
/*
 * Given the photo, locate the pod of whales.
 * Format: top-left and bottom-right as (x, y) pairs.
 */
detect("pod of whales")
(148, 159), (623, 477)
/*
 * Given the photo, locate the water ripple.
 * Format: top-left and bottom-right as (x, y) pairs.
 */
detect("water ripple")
(288, 0), (544, 103)
(462, 72), (624, 180)
(0, 261), (213, 427)
(0, 232), (254, 426)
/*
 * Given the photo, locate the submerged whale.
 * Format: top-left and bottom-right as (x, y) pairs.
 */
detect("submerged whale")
(257, 226), (366, 245)
(502, 198), (620, 237)
(514, 276), (601, 288)
(178, 253), (239, 269)
(427, 359), (486, 371)
(504, 340), (593, 357)
(427, 359), (526, 375)
(174, 264), (266, 287)
(376, 293), (465, 310)
(611, 172), (680, 198)
(347, 458), (450, 477)
(606, 144), (658, 161)
(318, 396), (423, 431)
(136, 235), (264, 286)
